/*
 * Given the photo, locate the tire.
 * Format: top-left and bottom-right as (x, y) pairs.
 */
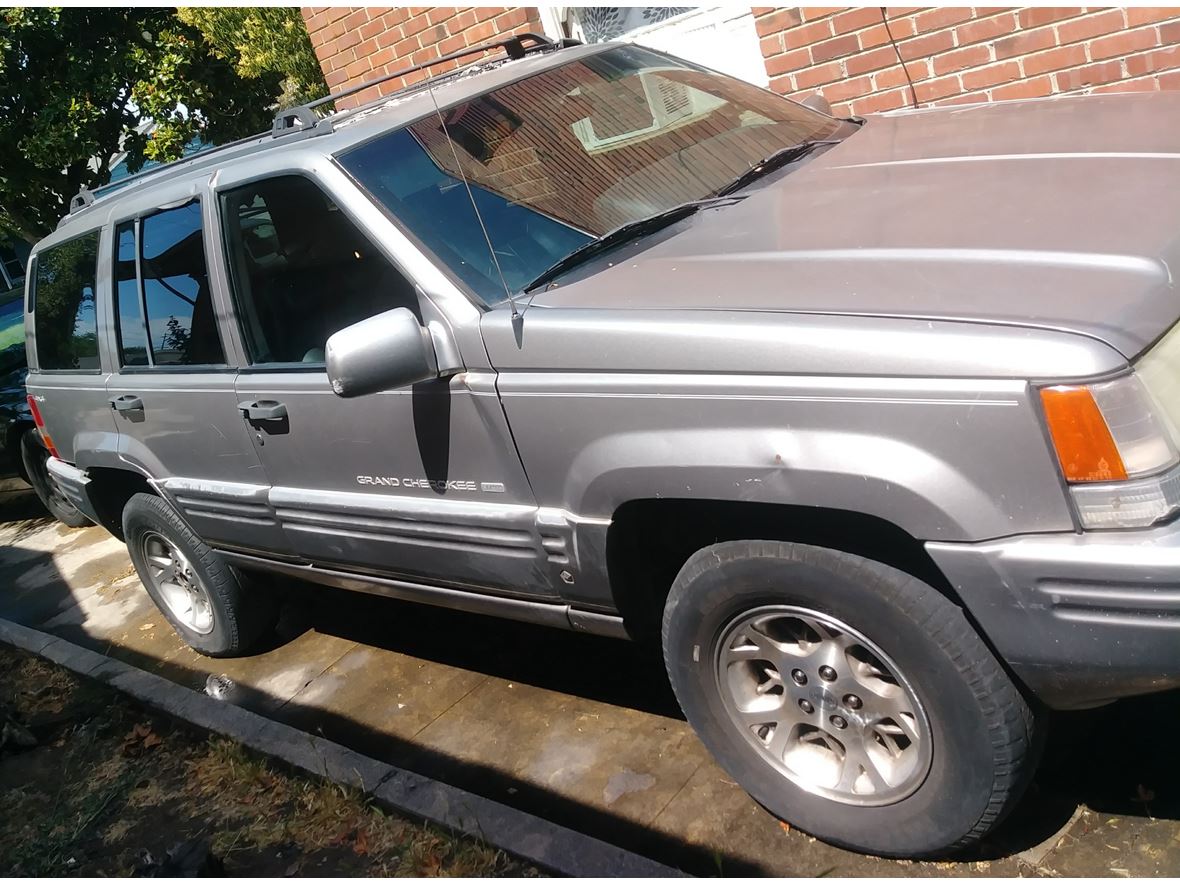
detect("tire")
(122, 492), (277, 657)
(662, 540), (1040, 859)
(19, 430), (90, 527)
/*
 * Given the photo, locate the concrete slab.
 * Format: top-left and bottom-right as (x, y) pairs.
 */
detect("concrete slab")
(414, 676), (711, 826)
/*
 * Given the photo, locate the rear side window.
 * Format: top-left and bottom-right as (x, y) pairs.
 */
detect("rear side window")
(114, 202), (225, 368)
(219, 175), (420, 365)
(32, 232), (100, 371)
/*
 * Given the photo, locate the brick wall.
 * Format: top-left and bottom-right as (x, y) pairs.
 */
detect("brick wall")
(300, 6), (543, 109)
(756, 7), (1180, 117)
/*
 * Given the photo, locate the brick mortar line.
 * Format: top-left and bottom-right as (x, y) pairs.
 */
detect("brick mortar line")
(0, 617), (684, 879)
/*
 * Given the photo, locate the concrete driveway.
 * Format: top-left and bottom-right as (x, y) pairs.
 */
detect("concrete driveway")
(1, 482), (1177, 876)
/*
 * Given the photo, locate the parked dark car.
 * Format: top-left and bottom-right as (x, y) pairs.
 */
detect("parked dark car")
(0, 285), (88, 525)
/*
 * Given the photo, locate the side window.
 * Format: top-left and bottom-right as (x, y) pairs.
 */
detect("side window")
(32, 231), (100, 371)
(113, 202), (224, 368)
(113, 222), (149, 366)
(139, 203), (224, 366)
(220, 175), (420, 365)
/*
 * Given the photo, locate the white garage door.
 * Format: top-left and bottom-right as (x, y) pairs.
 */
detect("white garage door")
(539, 6), (770, 88)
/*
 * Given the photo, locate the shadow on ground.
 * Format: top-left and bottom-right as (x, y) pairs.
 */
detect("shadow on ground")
(2, 483), (1177, 876)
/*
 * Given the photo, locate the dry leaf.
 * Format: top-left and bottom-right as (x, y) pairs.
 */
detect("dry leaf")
(779, 821), (791, 834)
(353, 829), (369, 857)
(142, 732), (162, 750)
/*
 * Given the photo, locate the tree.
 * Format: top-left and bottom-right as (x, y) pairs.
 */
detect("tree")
(176, 7), (328, 109)
(0, 7), (322, 245)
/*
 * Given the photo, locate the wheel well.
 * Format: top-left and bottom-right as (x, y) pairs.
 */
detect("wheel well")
(606, 498), (958, 640)
(85, 467), (155, 540)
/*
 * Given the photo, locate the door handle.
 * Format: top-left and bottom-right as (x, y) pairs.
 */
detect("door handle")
(109, 394), (143, 412)
(238, 400), (288, 421)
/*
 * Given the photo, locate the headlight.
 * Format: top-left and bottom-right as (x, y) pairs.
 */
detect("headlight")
(1040, 373), (1180, 529)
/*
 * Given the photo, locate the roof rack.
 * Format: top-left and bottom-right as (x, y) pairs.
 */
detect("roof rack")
(61, 32), (574, 223)
(271, 31), (565, 138)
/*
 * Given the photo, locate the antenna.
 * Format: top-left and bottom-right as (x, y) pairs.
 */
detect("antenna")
(423, 73), (519, 318)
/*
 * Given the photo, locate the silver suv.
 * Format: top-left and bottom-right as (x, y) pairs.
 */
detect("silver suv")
(23, 35), (1180, 858)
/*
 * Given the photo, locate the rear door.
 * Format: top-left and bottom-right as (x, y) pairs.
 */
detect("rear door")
(105, 191), (287, 554)
(215, 170), (557, 598)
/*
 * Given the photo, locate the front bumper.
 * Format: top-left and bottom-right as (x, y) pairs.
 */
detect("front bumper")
(927, 523), (1180, 709)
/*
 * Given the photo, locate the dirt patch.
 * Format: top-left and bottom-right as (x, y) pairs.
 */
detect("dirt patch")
(0, 644), (541, 877)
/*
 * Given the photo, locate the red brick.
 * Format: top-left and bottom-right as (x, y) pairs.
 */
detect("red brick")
(1164, 21), (1180, 43)
(426, 7), (453, 26)
(1127, 45), (1180, 77)
(933, 91), (988, 107)
(914, 73), (962, 102)
(465, 21), (495, 43)
(898, 29), (954, 61)
(1055, 60), (1124, 91)
(785, 18), (835, 49)
(1090, 76), (1159, 94)
(765, 47), (812, 77)
(913, 7), (974, 33)
(1022, 43), (1086, 76)
(394, 36), (420, 58)
(993, 26), (1057, 60)
(1160, 69), (1180, 89)
(369, 46), (395, 69)
(495, 8), (530, 31)
(875, 13), (916, 40)
(768, 73), (794, 94)
(401, 14), (430, 38)
(1091, 27), (1163, 62)
(850, 87), (911, 114)
(342, 8), (369, 32)
(846, 45), (898, 76)
(832, 6), (882, 34)
(871, 64), (914, 91)
(324, 68), (349, 89)
(884, 7), (923, 18)
(760, 33), (785, 57)
(933, 44), (991, 77)
(955, 12), (1018, 46)
(811, 33), (860, 62)
(1056, 9), (1126, 44)
(755, 8), (802, 37)
(800, 7), (844, 22)
(961, 60), (1021, 90)
(336, 29), (362, 53)
(992, 75), (1055, 101)
(359, 17), (385, 41)
(793, 60), (846, 89)
(374, 23), (404, 49)
(752, 7), (777, 17)
(438, 33), (466, 55)
(1126, 7), (1180, 27)
(1018, 7), (1083, 29)
(821, 74), (873, 102)
(344, 56), (372, 81)
(854, 23), (889, 50)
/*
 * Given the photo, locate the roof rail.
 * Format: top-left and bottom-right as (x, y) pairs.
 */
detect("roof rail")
(272, 31), (562, 138)
(69, 188), (96, 212)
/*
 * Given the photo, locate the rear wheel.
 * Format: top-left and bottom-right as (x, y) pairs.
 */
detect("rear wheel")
(123, 493), (277, 656)
(662, 540), (1041, 858)
(19, 429), (90, 527)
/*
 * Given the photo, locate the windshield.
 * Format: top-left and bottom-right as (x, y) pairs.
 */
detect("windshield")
(339, 44), (841, 305)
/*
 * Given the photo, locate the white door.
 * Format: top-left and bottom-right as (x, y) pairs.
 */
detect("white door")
(540, 5), (769, 88)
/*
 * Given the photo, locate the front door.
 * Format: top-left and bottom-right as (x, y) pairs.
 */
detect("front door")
(217, 173), (555, 598)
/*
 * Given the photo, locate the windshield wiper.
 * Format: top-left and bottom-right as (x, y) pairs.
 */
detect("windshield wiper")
(522, 199), (724, 293)
(711, 138), (843, 198)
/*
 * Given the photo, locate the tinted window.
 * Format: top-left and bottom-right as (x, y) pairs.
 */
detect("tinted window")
(32, 232), (100, 370)
(113, 221), (149, 366)
(139, 202), (224, 366)
(340, 44), (839, 304)
(220, 175), (420, 365)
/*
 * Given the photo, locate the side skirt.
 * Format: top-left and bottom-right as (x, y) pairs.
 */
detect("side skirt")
(217, 549), (630, 640)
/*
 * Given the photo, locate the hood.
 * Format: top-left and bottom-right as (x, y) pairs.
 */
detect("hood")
(530, 92), (1180, 358)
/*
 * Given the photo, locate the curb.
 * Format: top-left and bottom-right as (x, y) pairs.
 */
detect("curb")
(0, 617), (684, 878)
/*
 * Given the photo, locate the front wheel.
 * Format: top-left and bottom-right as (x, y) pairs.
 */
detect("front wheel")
(662, 540), (1041, 858)
(123, 493), (277, 656)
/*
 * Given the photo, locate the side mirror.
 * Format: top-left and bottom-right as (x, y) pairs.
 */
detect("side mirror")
(325, 307), (439, 397)
(800, 93), (833, 116)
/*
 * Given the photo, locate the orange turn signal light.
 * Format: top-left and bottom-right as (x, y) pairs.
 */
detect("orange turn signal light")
(1040, 385), (1127, 483)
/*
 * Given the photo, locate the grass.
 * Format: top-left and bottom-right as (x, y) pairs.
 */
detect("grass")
(0, 644), (540, 877)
